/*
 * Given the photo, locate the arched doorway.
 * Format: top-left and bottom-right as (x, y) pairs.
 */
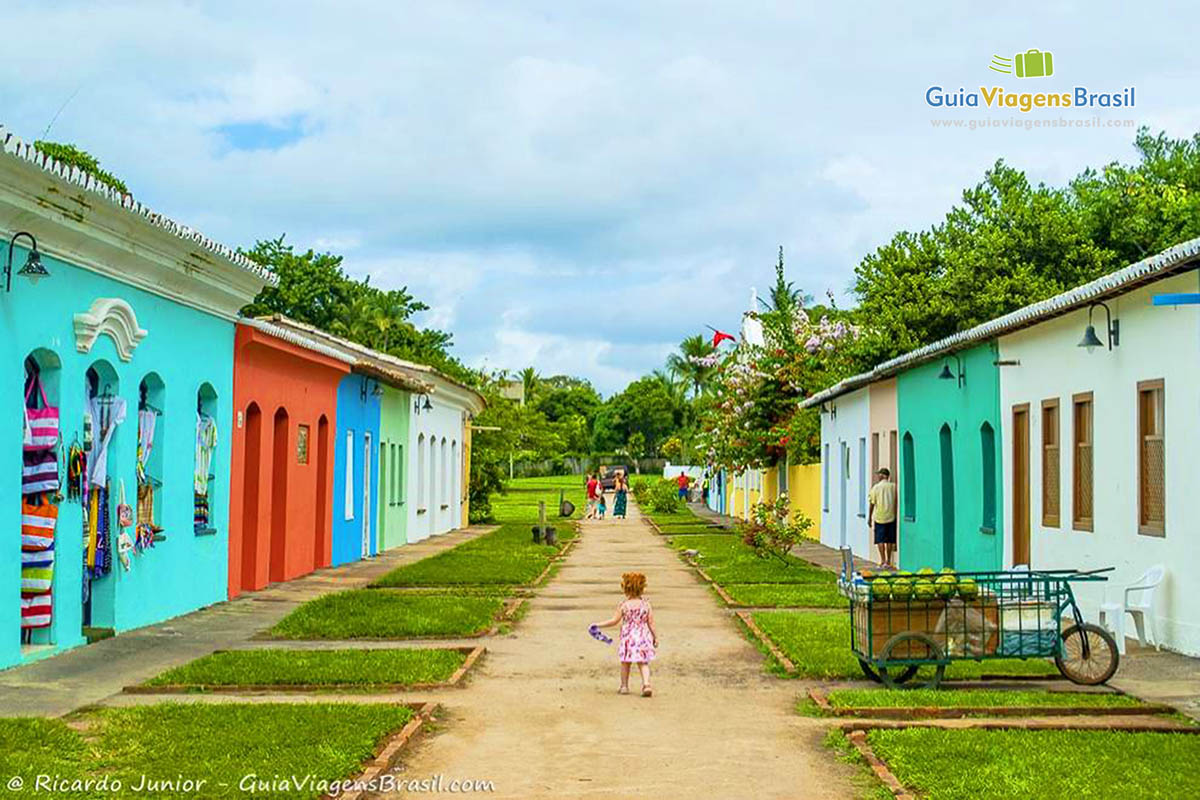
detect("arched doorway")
(939, 424), (955, 568)
(240, 402), (263, 593)
(314, 415), (329, 569)
(269, 407), (290, 583)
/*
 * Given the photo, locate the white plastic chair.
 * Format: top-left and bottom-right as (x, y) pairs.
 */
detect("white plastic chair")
(1099, 565), (1165, 654)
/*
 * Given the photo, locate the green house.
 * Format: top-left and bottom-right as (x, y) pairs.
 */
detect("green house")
(897, 342), (1003, 572)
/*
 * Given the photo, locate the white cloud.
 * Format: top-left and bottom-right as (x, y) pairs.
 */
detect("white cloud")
(1, 0), (1195, 392)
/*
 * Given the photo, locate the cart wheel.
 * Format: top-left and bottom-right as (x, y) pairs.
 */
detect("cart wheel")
(879, 632), (945, 689)
(1056, 623), (1119, 685)
(857, 658), (884, 683)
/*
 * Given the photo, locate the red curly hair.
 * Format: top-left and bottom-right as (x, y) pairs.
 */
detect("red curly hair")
(621, 572), (647, 598)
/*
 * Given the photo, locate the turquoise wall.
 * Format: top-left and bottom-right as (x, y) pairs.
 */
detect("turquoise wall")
(897, 343), (1003, 573)
(1, 245), (234, 670)
(377, 385), (411, 551)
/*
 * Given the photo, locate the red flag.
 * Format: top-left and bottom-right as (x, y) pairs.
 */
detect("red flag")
(711, 329), (735, 347)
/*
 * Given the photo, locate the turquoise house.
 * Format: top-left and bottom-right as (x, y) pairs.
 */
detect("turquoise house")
(896, 343), (1003, 572)
(0, 135), (271, 670)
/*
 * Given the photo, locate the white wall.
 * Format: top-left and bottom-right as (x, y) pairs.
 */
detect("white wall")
(407, 398), (466, 541)
(998, 270), (1200, 655)
(818, 387), (872, 559)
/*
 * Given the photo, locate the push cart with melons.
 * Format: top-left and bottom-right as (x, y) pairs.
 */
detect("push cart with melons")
(839, 560), (1120, 689)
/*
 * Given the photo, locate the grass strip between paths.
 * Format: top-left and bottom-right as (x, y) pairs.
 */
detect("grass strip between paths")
(269, 591), (504, 639)
(0, 704), (414, 799)
(144, 648), (467, 689)
(827, 688), (1143, 709)
(721, 582), (846, 608)
(866, 728), (1200, 800)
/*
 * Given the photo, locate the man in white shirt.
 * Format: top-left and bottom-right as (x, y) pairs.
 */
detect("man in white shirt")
(867, 468), (898, 568)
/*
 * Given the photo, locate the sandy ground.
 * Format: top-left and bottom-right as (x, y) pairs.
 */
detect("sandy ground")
(379, 504), (857, 800)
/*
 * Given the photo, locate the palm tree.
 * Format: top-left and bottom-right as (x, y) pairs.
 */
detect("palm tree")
(520, 367), (539, 403)
(666, 334), (716, 398)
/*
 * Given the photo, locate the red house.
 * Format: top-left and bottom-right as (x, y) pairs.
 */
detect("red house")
(228, 319), (351, 597)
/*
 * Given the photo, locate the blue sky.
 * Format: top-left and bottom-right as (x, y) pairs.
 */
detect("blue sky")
(2, 1), (1196, 394)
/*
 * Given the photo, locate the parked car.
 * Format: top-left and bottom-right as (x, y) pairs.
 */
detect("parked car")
(600, 465), (629, 491)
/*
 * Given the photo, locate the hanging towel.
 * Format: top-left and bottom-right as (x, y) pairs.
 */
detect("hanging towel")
(22, 449), (59, 495)
(136, 408), (156, 484)
(23, 374), (60, 452)
(21, 496), (58, 550)
(86, 397), (126, 487)
(20, 593), (52, 629)
(194, 412), (218, 495)
(21, 547), (55, 593)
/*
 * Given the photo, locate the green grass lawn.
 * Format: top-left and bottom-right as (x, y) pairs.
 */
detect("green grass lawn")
(668, 534), (834, 584)
(269, 591), (503, 639)
(722, 582), (846, 608)
(750, 610), (1059, 680)
(828, 688), (1143, 709)
(867, 729), (1200, 800)
(144, 648), (467, 689)
(0, 704), (413, 799)
(373, 524), (561, 586)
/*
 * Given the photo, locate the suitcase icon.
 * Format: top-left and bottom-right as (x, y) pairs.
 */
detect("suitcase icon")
(1014, 49), (1053, 78)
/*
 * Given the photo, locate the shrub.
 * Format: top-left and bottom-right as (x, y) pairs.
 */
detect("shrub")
(631, 478), (651, 503)
(741, 494), (813, 563)
(647, 479), (683, 513)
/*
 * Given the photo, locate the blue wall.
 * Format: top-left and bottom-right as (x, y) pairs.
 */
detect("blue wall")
(2, 246), (235, 670)
(330, 374), (381, 566)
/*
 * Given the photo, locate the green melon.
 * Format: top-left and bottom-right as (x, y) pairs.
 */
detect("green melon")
(870, 577), (892, 600)
(957, 578), (979, 600)
(934, 574), (957, 598)
(913, 579), (936, 601)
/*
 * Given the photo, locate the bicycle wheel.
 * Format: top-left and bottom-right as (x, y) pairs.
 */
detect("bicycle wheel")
(879, 632), (945, 689)
(1056, 623), (1119, 685)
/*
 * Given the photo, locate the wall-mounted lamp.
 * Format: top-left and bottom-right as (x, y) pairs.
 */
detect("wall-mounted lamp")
(360, 377), (384, 402)
(1078, 301), (1119, 353)
(5, 231), (50, 292)
(413, 393), (433, 414)
(938, 353), (965, 387)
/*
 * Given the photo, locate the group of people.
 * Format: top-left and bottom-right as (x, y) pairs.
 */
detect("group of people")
(584, 468), (629, 520)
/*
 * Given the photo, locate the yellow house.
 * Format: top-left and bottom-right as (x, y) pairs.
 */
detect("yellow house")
(723, 463), (821, 540)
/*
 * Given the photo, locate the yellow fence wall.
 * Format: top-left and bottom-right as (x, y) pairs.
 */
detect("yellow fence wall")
(720, 465), (819, 540)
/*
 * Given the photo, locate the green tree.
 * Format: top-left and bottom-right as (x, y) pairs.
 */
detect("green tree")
(665, 334), (717, 397)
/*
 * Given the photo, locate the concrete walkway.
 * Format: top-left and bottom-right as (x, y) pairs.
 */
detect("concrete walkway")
(379, 504), (857, 799)
(0, 526), (495, 717)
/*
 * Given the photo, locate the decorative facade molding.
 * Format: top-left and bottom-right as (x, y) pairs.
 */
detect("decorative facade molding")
(74, 298), (148, 361)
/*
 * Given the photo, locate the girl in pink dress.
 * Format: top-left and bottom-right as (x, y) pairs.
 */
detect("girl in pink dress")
(593, 572), (658, 696)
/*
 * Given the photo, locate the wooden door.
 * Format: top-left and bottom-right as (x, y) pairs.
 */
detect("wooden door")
(1012, 404), (1031, 567)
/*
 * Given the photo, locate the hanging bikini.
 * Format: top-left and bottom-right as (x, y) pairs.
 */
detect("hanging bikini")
(22, 370), (60, 631)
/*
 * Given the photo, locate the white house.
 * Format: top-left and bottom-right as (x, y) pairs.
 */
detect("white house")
(407, 370), (485, 541)
(997, 243), (1200, 655)
(816, 386), (873, 559)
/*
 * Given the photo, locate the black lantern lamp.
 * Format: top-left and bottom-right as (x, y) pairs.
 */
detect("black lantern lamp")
(5, 231), (49, 292)
(1078, 301), (1119, 353)
(938, 353), (965, 387)
(413, 393), (433, 414)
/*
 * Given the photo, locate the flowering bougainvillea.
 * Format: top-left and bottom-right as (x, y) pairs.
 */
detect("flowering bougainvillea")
(695, 300), (861, 473)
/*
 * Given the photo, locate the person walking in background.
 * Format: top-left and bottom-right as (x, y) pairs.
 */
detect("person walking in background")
(868, 468), (898, 568)
(585, 471), (601, 519)
(613, 470), (628, 519)
(675, 471), (690, 502)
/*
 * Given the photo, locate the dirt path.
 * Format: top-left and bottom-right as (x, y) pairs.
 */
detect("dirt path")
(382, 505), (857, 799)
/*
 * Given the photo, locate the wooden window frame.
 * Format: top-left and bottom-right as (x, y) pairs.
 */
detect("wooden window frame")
(1071, 392), (1094, 532)
(871, 432), (880, 479)
(1137, 379), (1165, 537)
(1041, 398), (1060, 528)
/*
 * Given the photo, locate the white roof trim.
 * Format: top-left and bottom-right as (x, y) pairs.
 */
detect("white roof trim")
(0, 126), (275, 285)
(803, 235), (1200, 408)
(240, 317), (357, 366)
